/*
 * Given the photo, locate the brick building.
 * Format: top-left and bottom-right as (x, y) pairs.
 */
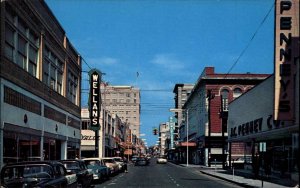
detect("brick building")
(179, 67), (270, 166)
(0, 0), (82, 167)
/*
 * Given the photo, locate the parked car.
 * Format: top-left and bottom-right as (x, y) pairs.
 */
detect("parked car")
(113, 157), (126, 172)
(0, 161), (77, 188)
(135, 157), (148, 166)
(156, 155), (167, 164)
(83, 158), (110, 181)
(60, 159), (93, 188)
(101, 157), (119, 174)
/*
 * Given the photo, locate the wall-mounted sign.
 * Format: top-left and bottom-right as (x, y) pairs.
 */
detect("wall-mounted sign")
(274, 0), (299, 120)
(230, 117), (263, 138)
(89, 69), (102, 130)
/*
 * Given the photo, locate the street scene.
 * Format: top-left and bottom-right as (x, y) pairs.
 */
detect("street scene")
(98, 157), (241, 188)
(0, 0), (299, 188)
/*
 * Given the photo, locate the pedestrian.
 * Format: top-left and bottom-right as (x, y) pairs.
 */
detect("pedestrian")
(123, 157), (128, 173)
(253, 153), (260, 179)
(264, 151), (271, 178)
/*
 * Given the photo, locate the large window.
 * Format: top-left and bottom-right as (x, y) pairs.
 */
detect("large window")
(43, 47), (64, 94)
(82, 120), (90, 130)
(4, 6), (39, 77)
(221, 89), (229, 111)
(3, 131), (41, 164)
(67, 71), (78, 104)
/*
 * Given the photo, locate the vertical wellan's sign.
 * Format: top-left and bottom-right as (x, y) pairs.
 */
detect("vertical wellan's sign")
(89, 69), (102, 130)
(274, 0), (299, 120)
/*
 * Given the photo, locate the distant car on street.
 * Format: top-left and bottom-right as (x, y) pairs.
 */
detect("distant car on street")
(0, 161), (77, 188)
(157, 155), (167, 164)
(135, 157), (148, 166)
(131, 155), (139, 163)
(60, 159), (93, 188)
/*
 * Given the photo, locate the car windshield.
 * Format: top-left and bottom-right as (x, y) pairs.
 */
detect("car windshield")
(114, 158), (123, 162)
(61, 161), (80, 170)
(85, 160), (101, 166)
(103, 159), (114, 163)
(2, 164), (52, 180)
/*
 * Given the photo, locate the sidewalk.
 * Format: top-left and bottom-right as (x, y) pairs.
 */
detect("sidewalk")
(174, 162), (299, 188)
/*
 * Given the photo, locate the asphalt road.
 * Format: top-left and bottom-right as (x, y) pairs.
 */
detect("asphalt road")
(95, 158), (242, 188)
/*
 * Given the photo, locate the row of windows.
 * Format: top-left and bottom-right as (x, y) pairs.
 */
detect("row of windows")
(220, 88), (243, 111)
(106, 99), (138, 103)
(108, 93), (138, 98)
(4, 5), (79, 105)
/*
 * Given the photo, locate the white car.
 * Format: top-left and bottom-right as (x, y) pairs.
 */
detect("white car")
(113, 157), (125, 172)
(156, 156), (167, 164)
(101, 157), (119, 174)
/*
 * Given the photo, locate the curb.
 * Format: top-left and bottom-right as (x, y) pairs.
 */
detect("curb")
(199, 170), (255, 188)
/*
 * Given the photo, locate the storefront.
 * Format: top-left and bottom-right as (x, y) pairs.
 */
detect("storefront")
(228, 76), (299, 180)
(0, 81), (81, 167)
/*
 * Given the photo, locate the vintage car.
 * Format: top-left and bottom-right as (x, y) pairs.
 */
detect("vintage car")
(113, 157), (126, 172)
(59, 159), (93, 188)
(0, 161), (77, 188)
(135, 157), (148, 166)
(83, 158), (110, 181)
(156, 155), (167, 164)
(101, 157), (119, 175)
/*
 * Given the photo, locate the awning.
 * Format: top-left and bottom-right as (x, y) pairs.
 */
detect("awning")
(228, 125), (298, 142)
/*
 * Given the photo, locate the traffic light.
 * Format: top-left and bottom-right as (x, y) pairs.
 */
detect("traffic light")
(153, 128), (158, 135)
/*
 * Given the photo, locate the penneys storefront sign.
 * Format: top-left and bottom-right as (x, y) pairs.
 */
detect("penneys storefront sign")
(89, 69), (102, 130)
(274, 0), (299, 120)
(230, 118), (263, 137)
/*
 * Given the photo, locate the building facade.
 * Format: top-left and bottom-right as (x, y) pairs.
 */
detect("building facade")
(0, 0), (82, 167)
(81, 108), (128, 158)
(159, 122), (170, 156)
(179, 67), (270, 166)
(173, 84), (194, 142)
(102, 84), (141, 137)
(228, 74), (299, 181)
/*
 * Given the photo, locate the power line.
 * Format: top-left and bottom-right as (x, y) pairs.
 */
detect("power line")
(225, 2), (274, 78)
(81, 57), (92, 71)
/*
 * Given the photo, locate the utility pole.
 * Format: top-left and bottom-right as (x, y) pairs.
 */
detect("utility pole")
(207, 89), (214, 167)
(186, 109), (189, 167)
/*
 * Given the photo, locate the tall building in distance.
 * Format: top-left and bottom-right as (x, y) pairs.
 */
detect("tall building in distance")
(173, 84), (194, 141)
(102, 84), (141, 138)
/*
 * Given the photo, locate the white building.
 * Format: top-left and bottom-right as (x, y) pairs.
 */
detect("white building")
(0, 0), (82, 167)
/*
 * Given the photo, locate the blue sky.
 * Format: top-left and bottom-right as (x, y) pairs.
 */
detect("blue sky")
(46, 0), (275, 146)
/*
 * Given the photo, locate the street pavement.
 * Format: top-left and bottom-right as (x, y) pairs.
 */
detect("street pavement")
(96, 158), (242, 188)
(177, 163), (299, 188)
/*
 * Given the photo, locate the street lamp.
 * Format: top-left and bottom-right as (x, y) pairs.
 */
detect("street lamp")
(186, 109), (189, 167)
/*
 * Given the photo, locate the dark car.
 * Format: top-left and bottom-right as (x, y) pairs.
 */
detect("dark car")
(135, 157), (148, 166)
(60, 159), (93, 188)
(0, 161), (77, 188)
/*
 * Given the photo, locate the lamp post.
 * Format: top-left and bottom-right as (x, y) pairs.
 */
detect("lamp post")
(186, 109), (189, 167)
